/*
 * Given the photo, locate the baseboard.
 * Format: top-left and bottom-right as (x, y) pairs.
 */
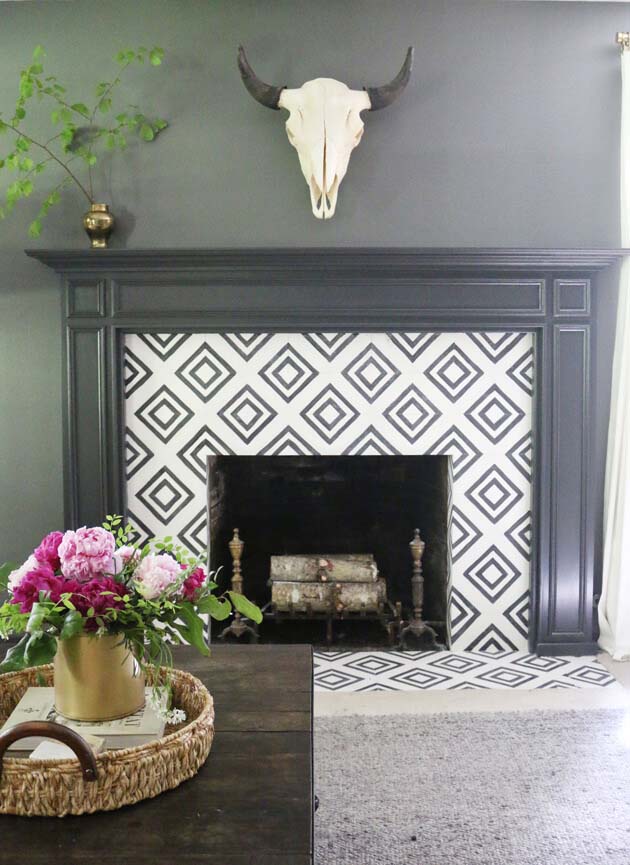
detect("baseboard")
(535, 641), (600, 657)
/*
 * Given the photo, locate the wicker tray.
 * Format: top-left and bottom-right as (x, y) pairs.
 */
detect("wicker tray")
(0, 664), (214, 817)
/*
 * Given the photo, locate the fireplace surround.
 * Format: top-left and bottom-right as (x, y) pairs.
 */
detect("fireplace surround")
(28, 247), (625, 655)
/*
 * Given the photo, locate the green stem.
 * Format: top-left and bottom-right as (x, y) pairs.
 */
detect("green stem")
(87, 61), (130, 200)
(5, 122), (92, 204)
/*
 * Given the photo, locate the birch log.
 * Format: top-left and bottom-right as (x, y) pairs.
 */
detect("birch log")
(269, 554), (378, 584)
(271, 578), (387, 613)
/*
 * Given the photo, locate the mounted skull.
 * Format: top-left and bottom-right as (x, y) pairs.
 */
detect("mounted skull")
(237, 46), (413, 219)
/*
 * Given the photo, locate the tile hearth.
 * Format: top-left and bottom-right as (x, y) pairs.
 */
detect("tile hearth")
(313, 651), (616, 692)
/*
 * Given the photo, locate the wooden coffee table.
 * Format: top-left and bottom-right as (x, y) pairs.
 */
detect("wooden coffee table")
(1, 644), (314, 865)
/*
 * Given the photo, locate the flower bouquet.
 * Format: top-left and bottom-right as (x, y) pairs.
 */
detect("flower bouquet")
(0, 516), (261, 719)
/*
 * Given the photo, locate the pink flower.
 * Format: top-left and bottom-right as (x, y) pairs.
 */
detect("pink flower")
(112, 544), (139, 574)
(12, 563), (64, 613)
(181, 565), (207, 600)
(134, 554), (181, 600)
(33, 531), (64, 571)
(58, 526), (116, 581)
(7, 554), (40, 592)
(63, 577), (125, 631)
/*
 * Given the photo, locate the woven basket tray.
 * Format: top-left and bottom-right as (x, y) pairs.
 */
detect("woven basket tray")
(0, 664), (214, 817)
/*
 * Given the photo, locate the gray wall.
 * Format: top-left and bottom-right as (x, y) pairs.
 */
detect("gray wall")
(0, 0), (623, 561)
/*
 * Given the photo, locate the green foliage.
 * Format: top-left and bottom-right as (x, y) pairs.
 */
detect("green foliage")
(0, 43), (168, 236)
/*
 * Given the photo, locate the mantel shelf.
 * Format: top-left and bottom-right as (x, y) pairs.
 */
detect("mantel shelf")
(26, 246), (629, 275)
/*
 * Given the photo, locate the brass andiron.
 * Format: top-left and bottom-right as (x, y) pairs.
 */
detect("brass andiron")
(399, 528), (443, 650)
(219, 528), (258, 642)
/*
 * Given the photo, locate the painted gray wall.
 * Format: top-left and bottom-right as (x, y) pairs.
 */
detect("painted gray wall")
(0, 0), (623, 560)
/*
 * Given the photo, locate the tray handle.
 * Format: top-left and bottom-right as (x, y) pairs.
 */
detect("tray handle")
(0, 721), (98, 782)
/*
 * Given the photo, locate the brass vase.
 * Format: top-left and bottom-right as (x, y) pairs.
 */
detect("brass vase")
(54, 634), (145, 721)
(82, 203), (114, 249)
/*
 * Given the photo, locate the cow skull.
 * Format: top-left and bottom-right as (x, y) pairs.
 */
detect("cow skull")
(237, 46), (413, 219)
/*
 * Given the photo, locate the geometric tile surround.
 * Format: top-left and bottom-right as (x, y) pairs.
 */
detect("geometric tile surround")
(123, 331), (534, 652)
(313, 651), (616, 692)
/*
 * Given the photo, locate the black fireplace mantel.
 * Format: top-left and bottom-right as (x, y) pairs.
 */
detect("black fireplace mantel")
(28, 246), (628, 655)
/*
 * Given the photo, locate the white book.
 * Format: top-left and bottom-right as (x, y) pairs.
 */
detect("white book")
(2, 687), (167, 752)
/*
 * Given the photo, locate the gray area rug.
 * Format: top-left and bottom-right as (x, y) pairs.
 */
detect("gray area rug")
(315, 709), (630, 864)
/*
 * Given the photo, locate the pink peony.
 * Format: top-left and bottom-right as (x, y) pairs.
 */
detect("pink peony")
(181, 564), (207, 600)
(112, 544), (139, 574)
(33, 531), (64, 571)
(63, 577), (125, 631)
(12, 563), (64, 613)
(58, 526), (116, 581)
(134, 554), (181, 600)
(7, 554), (40, 592)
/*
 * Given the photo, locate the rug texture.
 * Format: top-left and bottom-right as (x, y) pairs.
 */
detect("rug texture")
(315, 708), (630, 864)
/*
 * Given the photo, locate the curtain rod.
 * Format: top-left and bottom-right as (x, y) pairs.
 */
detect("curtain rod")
(617, 32), (630, 51)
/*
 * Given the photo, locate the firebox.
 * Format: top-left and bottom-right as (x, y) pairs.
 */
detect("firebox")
(207, 455), (451, 646)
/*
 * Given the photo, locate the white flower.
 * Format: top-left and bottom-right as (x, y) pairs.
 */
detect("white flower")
(113, 545), (139, 574)
(7, 555), (40, 592)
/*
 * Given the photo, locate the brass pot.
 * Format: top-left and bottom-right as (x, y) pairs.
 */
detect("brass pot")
(82, 203), (114, 249)
(54, 634), (145, 721)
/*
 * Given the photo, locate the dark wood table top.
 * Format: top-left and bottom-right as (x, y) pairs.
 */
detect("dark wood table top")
(0, 644), (314, 865)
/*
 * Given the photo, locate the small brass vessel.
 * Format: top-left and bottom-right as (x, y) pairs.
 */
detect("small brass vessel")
(54, 633), (145, 721)
(82, 202), (114, 249)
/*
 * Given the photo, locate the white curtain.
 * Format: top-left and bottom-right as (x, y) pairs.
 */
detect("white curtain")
(598, 49), (630, 659)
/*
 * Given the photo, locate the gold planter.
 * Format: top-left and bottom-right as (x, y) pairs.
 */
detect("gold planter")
(82, 203), (114, 249)
(54, 634), (145, 721)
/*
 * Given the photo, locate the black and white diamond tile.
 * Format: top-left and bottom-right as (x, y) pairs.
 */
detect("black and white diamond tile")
(313, 651), (616, 692)
(124, 331), (534, 651)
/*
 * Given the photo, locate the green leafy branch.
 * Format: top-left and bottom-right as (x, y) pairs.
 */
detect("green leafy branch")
(0, 44), (167, 237)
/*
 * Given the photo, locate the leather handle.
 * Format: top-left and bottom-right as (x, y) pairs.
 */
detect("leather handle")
(0, 721), (98, 782)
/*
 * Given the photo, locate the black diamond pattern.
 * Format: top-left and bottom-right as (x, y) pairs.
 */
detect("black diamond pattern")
(507, 432), (533, 482)
(259, 344), (319, 402)
(383, 385), (441, 444)
(505, 511), (532, 560)
(465, 466), (523, 523)
(136, 465), (194, 523)
(175, 343), (235, 403)
(465, 385), (526, 444)
(221, 332), (273, 360)
(344, 425), (401, 455)
(503, 591), (530, 639)
(424, 343), (483, 402)
(303, 333), (357, 360)
(124, 348), (153, 398)
(134, 385), (194, 444)
(177, 424), (235, 481)
(450, 506), (484, 563)
(300, 384), (360, 444)
(426, 425), (482, 479)
(179, 507), (208, 556)
(258, 426), (319, 456)
(387, 332), (439, 362)
(125, 427), (154, 480)
(342, 343), (401, 403)
(217, 385), (277, 445)
(507, 349), (535, 397)
(464, 544), (520, 602)
(138, 333), (191, 360)
(468, 332), (525, 362)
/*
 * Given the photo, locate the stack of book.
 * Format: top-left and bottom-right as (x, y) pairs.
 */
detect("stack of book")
(1, 687), (167, 756)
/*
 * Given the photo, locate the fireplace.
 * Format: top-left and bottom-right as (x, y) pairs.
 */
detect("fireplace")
(29, 247), (624, 655)
(207, 455), (450, 645)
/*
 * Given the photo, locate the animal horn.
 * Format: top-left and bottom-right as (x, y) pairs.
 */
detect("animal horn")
(237, 45), (285, 110)
(365, 47), (414, 111)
